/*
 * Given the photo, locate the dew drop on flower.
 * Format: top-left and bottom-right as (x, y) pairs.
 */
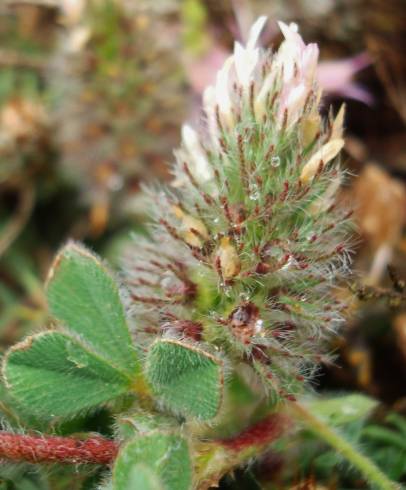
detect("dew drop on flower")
(239, 292), (250, 301)
(271, 156), (281, 167)
(220, 283), (233, 297)
(249, 184), (260, 201)
(255, 319), (264, 333)
(281, 256), (297, 270)
(160, 276), (173, 289)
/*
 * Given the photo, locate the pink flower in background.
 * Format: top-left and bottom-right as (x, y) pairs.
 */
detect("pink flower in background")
(186, 46), (229, 95)
(317, 52), (373, 105)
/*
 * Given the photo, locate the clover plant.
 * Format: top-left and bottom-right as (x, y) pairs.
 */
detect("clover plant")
(0, 18), (400, 490)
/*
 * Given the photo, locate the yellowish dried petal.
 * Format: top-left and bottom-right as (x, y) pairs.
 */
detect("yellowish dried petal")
(300, 112), (321, 146)
(331, 104), (346, 140)
(216, 237), (240, 280)
(172, 206), (209, 247)
(300, 139), (344, 183)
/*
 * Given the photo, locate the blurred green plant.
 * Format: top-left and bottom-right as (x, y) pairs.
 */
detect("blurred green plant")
(51, 0), (185, 236)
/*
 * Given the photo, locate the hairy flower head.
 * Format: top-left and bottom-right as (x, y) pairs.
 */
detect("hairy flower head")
(124, 18), (352, 401)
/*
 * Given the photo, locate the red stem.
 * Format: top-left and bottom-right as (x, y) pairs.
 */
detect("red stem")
(0, 414), (288, 466)
(219, 413), (290, 451)
(0, 432), (118, 465)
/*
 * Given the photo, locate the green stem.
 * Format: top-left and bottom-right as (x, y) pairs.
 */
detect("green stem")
(289, 401), (400, 490)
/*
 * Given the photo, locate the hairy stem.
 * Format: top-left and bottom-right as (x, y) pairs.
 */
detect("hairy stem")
(289, 402), (400, 490)
(0, 432), (118, 465)
(196, 412), (291, 489)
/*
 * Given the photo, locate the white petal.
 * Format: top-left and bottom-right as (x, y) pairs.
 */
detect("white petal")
(277, 21), (306, 83)
(203, 85), (216, 111)
(215, 56), (234, 126)
(254, 70), (276, 120)
(286, 83), (307, 110)
(234, 42), (259, 89)
(302, 44), (319, 82)
(246, 16), (267, 49)
(278, 21), (300, 42)
(331, 104), (346, 139)
(182, 124), (213, 183)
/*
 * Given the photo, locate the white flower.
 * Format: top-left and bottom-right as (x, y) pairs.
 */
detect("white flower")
(282, 83), (307, 123)
(214, 56), (234, 128)
(276, 22), (319, 127)
(254, 69), (277, 120)
(234, 41), (259, 90)
(181, 124), (213, 183)
(233, 16), (267, 90)
(246, 16), (268, 50)
(277, 21), (303, 83)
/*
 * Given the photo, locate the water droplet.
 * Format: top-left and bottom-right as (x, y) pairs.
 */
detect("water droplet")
(239, 292), (250, 301)
(160, 275), (175, 288)
(249, 184), (260, 201)
(265, 245), (284, 259)
(213, 217), (220, 224)
(281, 256), (297, 270)
(271, 156), (280, 167)
(255, 319), (264, 333)
(220, 283), (233, 297)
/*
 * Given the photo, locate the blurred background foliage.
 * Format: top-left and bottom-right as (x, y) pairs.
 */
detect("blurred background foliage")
(0, 0), (405, 488)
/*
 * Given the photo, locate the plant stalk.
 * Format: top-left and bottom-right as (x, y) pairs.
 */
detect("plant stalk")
(0, 432), (118, 465)
(289, 401), (400, 490)
(196, 412), (291, 489)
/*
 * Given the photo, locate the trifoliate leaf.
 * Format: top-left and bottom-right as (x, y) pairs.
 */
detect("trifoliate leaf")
(146, 339), (223, 420)
(3, 332), (130, 418)
(306, 394), (378, 426)
(113, 432), (192, 490)
(46, 242), (139, 377)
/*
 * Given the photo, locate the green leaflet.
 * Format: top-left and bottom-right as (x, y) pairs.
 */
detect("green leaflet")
(146, 339), (224, 420)
(3, 331), (130, 418)
(124, 464), (163, 490)
(46, 242), (140, 378)
(306, 394), (378, 426)
(117, 412), (177, 439)
(113, 432), (192, 490)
